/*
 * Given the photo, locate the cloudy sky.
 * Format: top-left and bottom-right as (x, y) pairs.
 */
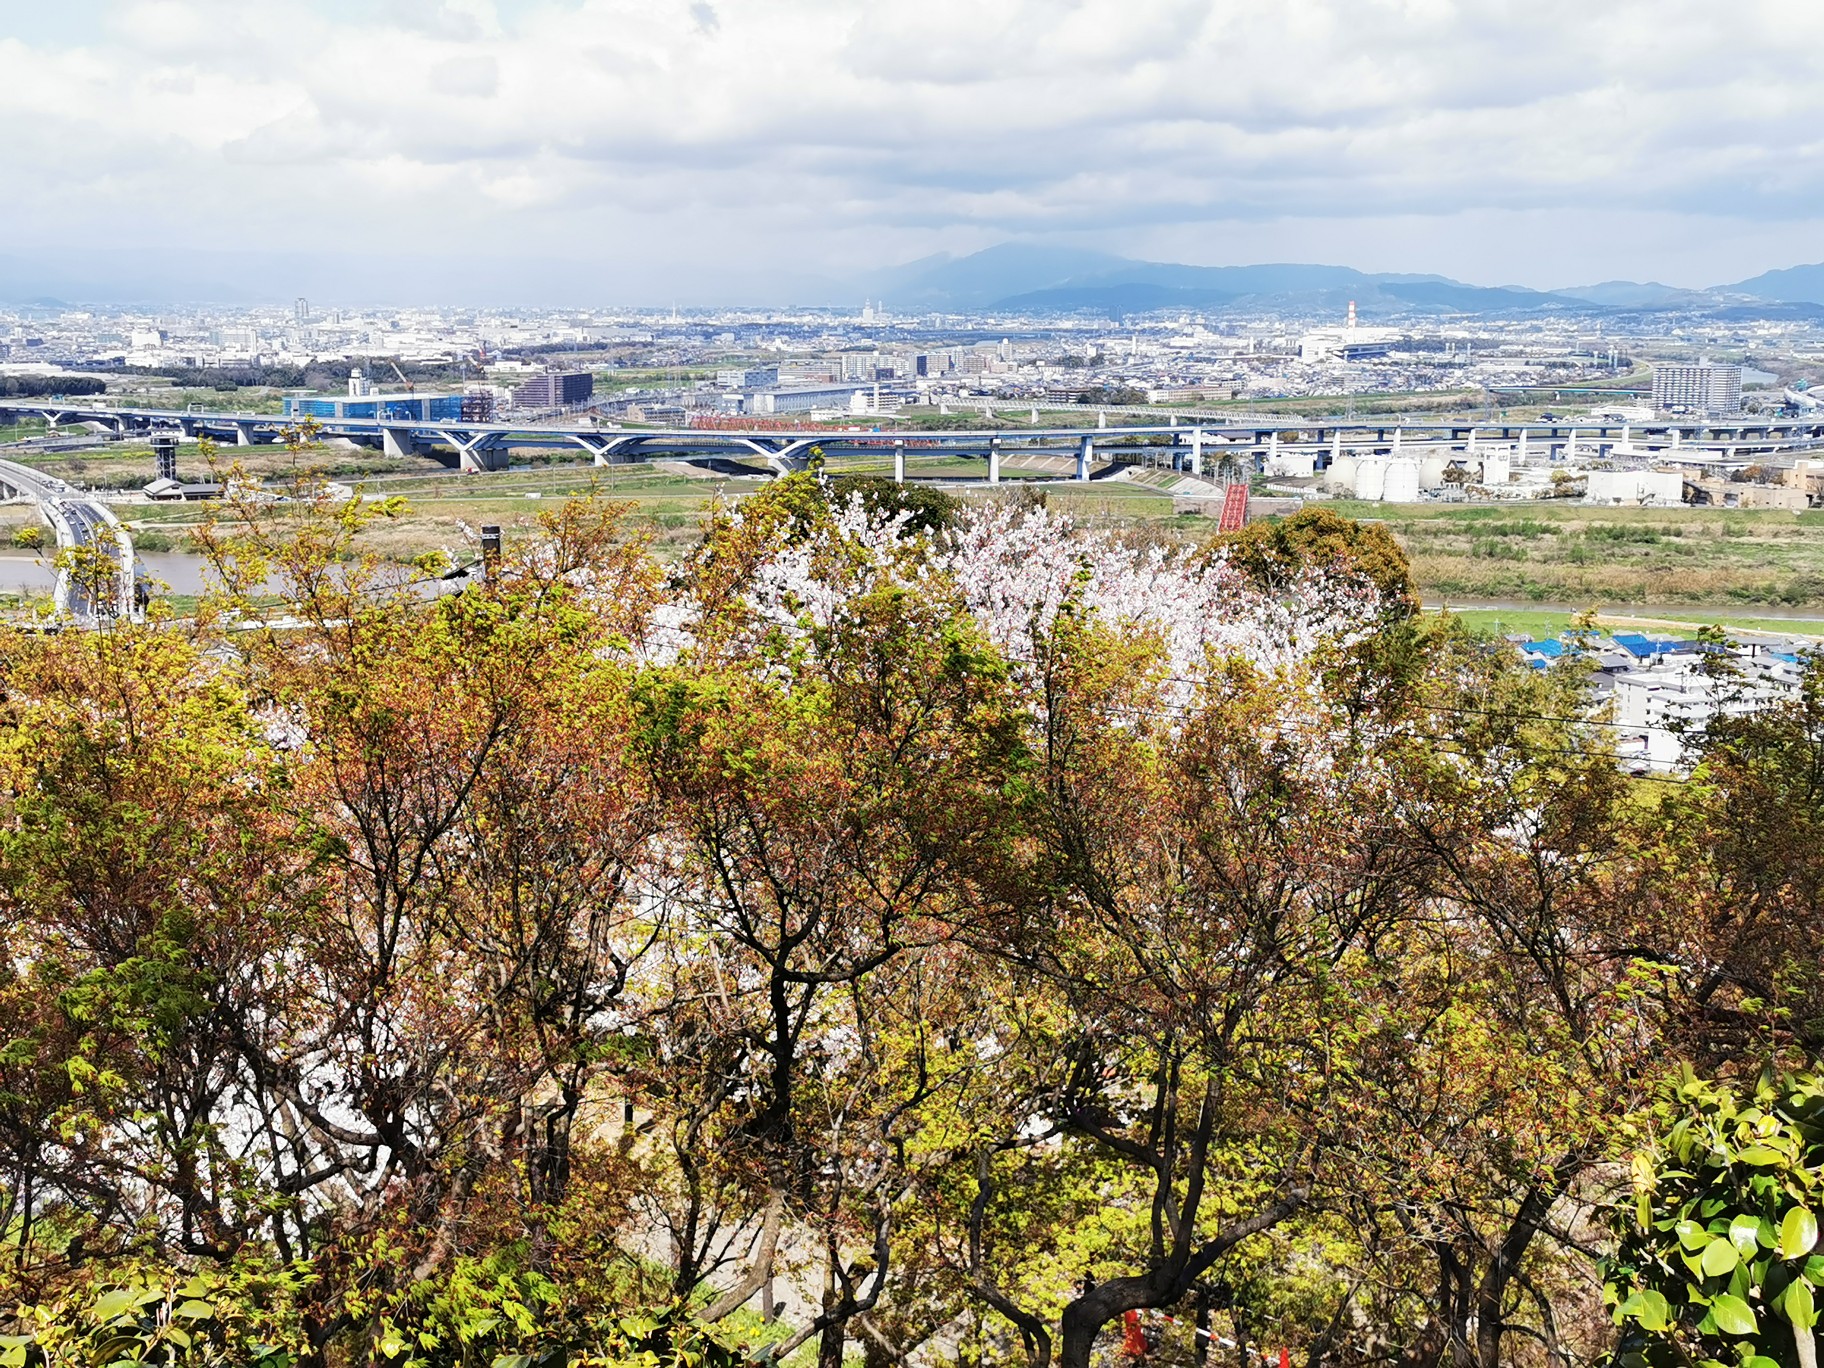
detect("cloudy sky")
(2, 0), (1822, 303)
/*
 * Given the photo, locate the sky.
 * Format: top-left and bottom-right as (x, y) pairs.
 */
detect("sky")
(3, 0), (1824, 304)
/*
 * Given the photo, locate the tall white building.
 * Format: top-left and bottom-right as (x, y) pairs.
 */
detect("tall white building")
(1651, 363), (1742, 415)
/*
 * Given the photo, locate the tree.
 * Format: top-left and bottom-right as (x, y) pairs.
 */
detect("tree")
(1606, 1066), (1824, 1368)
(1208, 506), (1419, 619)
(934, 584), (1439, 1368)
(628, 487), (1028, 1368)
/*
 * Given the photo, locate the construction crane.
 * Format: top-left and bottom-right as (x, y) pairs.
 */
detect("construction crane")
(388, 360), (415, 394)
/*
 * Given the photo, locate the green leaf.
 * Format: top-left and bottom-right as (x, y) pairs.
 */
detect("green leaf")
(1740, 1146), (1786, 1166)
(1680, 1219), (1713, 1251)
(89, 1335), (142, 1367)
(1704, 1238), (1741, 1278)
(173, 1301), (214, 1321)
(1732, 1215), (1763, 1256)
(1638, 1289), (1672, 1333)
(89, 1290), (139, 1322)
(1712, 1294), (1758, 1336)
(1783, 1208), (1820, 1260)
(1788, 1279), (1818, 1332)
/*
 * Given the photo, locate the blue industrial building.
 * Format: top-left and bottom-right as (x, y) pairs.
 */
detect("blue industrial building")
(284, 392), (466, 422)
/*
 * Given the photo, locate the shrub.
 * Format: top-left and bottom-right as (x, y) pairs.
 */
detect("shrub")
(1605, 1066), (1824, 1368)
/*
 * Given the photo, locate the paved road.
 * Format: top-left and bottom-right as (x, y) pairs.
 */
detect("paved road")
(0, 458), (135, 620)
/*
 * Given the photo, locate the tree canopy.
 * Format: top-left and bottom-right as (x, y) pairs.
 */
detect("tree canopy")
(0, 479), (1811, 1368)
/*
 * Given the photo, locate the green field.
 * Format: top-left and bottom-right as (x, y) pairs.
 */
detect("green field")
(27, 423), (1824, 623)
(1430, 605), (1824, 641)
(1338, 500), (1824, 609)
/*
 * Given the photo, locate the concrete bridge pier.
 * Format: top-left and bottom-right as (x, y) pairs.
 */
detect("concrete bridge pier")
(1189, 428), (1204, 477)
(382, 426), (419, 460)
(893, 439), (905, 485)
(438, 431), (509, 473)
(1076, 435), (1093, 481)
(988, 436), (1001, 485)
(234, 421), (256, 447)
(571, 434), (637, 466)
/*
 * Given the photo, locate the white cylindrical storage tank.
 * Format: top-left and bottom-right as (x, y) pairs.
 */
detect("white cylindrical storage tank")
(1355, 457), (1387, 501)
(1327, 454), (1358, 494)
(1418, 456), (1449, 490)
(1383, 458), (1420, 503)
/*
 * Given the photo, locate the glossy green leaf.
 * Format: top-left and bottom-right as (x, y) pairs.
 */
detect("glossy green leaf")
(1679, 1219), (1711, 1251)
(1783, 1207), (1820, 1260)
(1788, 1278), (1818, 1331)
(1712, 1293), (1758, 1336)
(1741, 1146), (1786, 1166)
(1703, 1238), (1740, 1277)
(1731, 1215), (1762, 1256)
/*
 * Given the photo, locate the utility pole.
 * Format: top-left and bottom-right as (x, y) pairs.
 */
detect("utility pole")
(480, 525), (502, 583)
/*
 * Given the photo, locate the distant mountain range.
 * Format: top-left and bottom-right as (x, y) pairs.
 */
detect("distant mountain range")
(7, 241), (1824, 313)
(852, 244), (1824, 317)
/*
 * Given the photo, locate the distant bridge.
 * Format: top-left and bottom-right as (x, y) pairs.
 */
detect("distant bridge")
(4, 400), (1824, 479)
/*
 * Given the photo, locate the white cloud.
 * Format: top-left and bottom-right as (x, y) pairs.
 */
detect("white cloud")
(1, 0), (1821, 295)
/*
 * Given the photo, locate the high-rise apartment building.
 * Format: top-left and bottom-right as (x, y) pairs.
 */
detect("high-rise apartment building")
(1652, 363), (1742, 415)
(512, 371), (595, 409)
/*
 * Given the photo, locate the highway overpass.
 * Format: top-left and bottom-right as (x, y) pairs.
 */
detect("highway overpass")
(5, 400), (1824, 478)
(0, 457), (135, 622)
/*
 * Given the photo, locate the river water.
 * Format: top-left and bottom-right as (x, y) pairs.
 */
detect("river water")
(0, 550), (231, 597)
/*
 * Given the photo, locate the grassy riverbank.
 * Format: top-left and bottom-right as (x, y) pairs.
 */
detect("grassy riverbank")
(1335, 500), (1824, 607)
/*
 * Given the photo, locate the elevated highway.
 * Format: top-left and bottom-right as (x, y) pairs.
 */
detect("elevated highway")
(4, 400), (1824, 480)
(0, 458), (136, 622)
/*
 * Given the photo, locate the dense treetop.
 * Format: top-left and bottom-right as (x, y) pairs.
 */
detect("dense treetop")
(0, 475), (1819, 1368)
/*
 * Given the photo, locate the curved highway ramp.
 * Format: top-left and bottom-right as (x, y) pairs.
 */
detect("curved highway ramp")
(0, 458), (137, 624)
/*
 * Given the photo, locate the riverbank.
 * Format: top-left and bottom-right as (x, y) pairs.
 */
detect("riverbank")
(1426, 599), (1824, 640)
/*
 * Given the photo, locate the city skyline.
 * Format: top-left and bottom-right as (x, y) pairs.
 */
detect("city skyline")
(5, 0), (1824, 304)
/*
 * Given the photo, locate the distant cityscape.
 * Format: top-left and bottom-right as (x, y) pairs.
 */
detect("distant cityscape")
(6, 246), (1823, 438)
